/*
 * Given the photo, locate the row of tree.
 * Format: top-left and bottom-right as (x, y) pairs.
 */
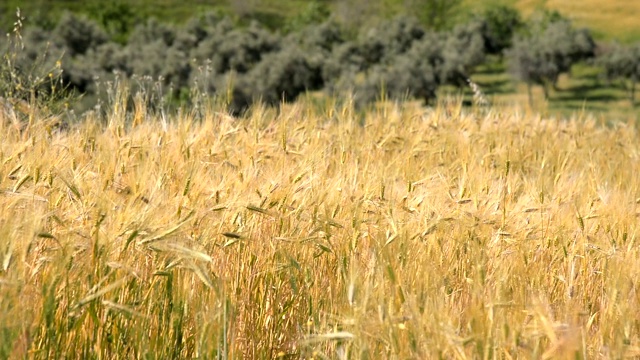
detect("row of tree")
(1, 6), (638, 115)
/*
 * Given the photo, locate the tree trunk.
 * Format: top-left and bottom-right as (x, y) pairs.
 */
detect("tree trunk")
(541, 82), (549, 101)
(552, 76), (560, 91)
(631, 77), (637, 107)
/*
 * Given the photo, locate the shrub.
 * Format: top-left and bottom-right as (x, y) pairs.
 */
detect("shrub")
(17, 18), (108, 97)
(182, 13), (232, 47)
(477, 4), (523, 56)
(290, 20), (346, 54)
(284, 21), (347, 91)
(127, 18), (175, 47)
(321, 16), (429, 101)
(438, 21), (487, 86)
(124, 42), (190, 90)
(225, 45), (321, 114)
(356, 54), (438, 106)
(123, 20), (191, 90)
(357, 16), (425, 68)
(324, 21), (485, 106)
(52, 12), (109, 57)
(321, 42), (366, 91)
(191, 21), (280, 75)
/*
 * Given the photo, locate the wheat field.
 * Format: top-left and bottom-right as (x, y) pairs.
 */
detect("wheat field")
(1, 98), (640, 359)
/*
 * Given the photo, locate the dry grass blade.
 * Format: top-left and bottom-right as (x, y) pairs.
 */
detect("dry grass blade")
(58, 174), (82, 200)
(7, 164), (22, 178)
(222, 237), (242, 247)
(138, 211), (195, 245)
(36, 232), (56, 239)
(102, 300), (146, 318)
(162, 242), (212, 263)
(74, 277), (129, 309)
(304, 331), (356, 345)
(1, 190), (48, 202)
(246, 204), (273, 217)
(185, 260), (216, 289)
(221, 232), (243, 239)
(2, 249), (12, 272)
(12, 174), (31, 192)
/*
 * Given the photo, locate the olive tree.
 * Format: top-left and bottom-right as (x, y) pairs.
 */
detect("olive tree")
(438, 21), (487, 86)
(477, 4), (523, 56)
(506, 16), (595, 104)
(598, 42), (640, 106)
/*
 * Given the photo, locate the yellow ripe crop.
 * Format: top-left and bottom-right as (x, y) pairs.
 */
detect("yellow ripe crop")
(1, 98), (638, 358)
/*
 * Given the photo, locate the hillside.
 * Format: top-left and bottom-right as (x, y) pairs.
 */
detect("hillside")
(513, 0), (640, 42)
(2, 0), (639, 42)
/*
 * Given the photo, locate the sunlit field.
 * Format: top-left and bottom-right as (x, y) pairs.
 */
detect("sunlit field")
(1, 97), (640, 359)
(515, 0), (640, 43)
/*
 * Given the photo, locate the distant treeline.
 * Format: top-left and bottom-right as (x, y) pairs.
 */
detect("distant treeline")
(1, 4), (639, 115)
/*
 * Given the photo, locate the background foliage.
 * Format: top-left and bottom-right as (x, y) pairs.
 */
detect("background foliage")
(1, 1), (639, 117)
